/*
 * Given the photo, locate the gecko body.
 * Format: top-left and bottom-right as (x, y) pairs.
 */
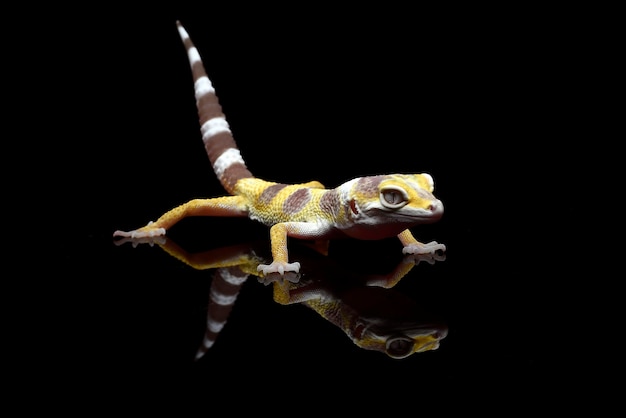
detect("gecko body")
(113, 21), (446, 275)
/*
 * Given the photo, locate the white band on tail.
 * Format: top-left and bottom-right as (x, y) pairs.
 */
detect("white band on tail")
(213, 148), (246, 178)
(201, 116), (231, 143)
(195, 76), (215, 98)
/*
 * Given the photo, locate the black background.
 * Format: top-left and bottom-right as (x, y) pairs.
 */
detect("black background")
(27, 4), (615, 414)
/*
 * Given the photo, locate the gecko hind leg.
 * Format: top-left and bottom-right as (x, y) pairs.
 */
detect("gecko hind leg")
(113, 196), (249, 241)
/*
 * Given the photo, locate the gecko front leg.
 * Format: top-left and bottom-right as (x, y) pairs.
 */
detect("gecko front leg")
(257, 222), (333, 275)
(397, 229), (447, 255)
(257, 223), (301, 275)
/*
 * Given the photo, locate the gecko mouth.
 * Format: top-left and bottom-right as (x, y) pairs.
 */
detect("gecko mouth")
(377, 208), (443, 223)
(385, 199), (444, 220)
(409, 202), (444, 221)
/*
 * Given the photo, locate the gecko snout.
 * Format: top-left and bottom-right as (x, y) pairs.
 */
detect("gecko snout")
(429, 200), (444, 218)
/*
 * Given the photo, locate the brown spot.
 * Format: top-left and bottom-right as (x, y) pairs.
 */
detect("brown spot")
(319, 190), (340, 217)
(220, 163), (254, 193)
(204, 133), (238, 164)
(283, 188), (311, 215)
(190, 60), (208, 81)
(211, 267), (246, 297)
(259, 184), (287, 204)
(197, 93), (224, 124)
(181, 37), (208, 82)
(356, 176), (384, 197)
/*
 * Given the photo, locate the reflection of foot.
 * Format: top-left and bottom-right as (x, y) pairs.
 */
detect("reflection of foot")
(258, 271), (301, 286)
(404, 251), (446, 266)
(113, 222), (167, 239)
(113, 235), (167, 247)
(402, 241), (447, 255)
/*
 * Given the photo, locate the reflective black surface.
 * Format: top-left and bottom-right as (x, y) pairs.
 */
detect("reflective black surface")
(48, 7), (598, 413)
(114, 235), (450, 359)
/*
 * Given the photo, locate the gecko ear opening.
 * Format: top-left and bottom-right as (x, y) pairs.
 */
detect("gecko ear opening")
(380, 186), (409, 209)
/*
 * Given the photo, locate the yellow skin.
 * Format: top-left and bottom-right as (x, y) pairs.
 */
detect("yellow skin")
(113, 21), (446, 275)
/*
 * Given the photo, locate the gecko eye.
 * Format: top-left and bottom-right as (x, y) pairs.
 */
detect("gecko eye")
(380, 187), (409, 209)
(386, 336), (415, 359)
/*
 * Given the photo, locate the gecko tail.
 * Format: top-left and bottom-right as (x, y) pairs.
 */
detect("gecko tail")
(176, 21), (254, 195)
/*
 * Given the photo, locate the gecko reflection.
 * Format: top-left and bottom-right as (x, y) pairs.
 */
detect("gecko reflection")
(116, 236), (447, 359)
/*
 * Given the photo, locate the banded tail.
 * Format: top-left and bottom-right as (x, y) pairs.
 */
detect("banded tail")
(195, 267), (249, 360)
(176, 21), (254, 195)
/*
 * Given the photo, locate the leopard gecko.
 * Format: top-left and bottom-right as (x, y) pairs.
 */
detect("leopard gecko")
(113, 21), (446, 276)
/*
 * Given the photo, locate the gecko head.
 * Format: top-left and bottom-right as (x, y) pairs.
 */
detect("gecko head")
(347, 174), (444, 226)
(352, 316), (449, 359)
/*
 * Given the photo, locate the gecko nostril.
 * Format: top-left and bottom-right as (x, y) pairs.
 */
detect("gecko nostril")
(429, 202), (442, 213)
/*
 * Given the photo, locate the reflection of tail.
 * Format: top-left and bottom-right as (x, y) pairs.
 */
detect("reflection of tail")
(195, 267), (249, 360)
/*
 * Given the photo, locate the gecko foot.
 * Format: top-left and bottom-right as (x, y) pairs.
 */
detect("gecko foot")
(113, 222), (166, 239)
(257, 261), (301, 276)
(402, 241), (446, 255)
